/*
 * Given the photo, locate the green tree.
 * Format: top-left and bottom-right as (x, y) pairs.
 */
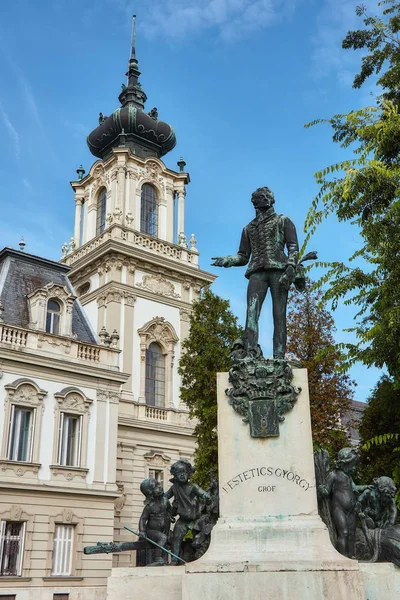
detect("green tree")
(304, 3), (400, 379)
(342, 1), (400, 106)
(359, 376), (400, 481)
(287, 281), (353, 457)
(178, 287), (243, 488)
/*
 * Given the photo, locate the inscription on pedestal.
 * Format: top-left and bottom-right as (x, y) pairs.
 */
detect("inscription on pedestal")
(221, 465), (311, 494)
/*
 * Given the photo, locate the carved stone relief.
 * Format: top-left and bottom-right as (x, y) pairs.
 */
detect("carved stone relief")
(114, 482), (126, 515)
(136, 274), (180, 298)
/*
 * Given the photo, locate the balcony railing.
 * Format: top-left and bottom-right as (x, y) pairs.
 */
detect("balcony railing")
(0, 324), (119, 369)
(0, 325), (28, 348)
(61, 224), (199, 267)
(77, 343), (101, 363)
(145, 406), (168, 421)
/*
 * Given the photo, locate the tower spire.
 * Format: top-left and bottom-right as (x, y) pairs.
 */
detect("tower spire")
(118, 14), (147, 109)
(131, 14), (136, 60)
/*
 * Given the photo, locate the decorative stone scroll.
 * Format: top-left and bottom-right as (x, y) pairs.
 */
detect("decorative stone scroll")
(136, 274), (180, 298)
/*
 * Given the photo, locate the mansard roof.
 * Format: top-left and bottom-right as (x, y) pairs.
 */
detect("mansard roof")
(0, 248), (96, 344)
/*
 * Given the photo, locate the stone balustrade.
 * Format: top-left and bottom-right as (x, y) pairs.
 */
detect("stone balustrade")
(145, 406), (168, 421)
(0, 325), (28, 347)
(61, 223), (199, 267)
(0, 324), (119, 369)
(120, 397), (195, 430)
(77, 343), (101, 363)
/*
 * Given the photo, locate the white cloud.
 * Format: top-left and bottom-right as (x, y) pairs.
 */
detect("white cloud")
(146, 0), (299, 40)
(0, 48), (59, 162)
(95, 0), (300, 41)
(312, 0), (380, 91)
(0, 101), (20, 160)
(6, 56), (45, 132)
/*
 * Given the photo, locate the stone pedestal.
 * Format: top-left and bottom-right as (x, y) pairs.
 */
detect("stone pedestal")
(106, 369), (395, 599)
(107, 565), (185, 600)
(183, 369), (365, 598)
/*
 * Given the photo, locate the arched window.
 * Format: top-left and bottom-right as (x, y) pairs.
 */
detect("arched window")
(46, 299), (61, 335)
(140, 184), (158, 236)
(96, 188), (107, 235)
(145, 343), (165, 407)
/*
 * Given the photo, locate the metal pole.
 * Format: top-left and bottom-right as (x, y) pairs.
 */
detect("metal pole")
(131, 15), (136, 58)
(124, 526), (186, 564)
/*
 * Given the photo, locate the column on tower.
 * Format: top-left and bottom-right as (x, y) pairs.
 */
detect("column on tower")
(176, 186), (186, 241)
(73, 193), (84, 247)
(126, 169), (137, 227)
(110, 169), (118, 215)
(165, 182), (175, 243)
(84, 185), (97, 243)
(117, 165), (126, 220)
(122, 289), (136, 393)
(158, 191), (168, 240)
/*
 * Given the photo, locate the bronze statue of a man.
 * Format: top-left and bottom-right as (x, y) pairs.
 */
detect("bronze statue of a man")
(212, 186), (299, 359)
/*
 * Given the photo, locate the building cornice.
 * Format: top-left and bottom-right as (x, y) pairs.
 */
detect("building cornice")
(63, 233), (216, 285)
(0, 347), (129, 385)
(80, 280), (193, 311)
(0, 480), (120, 499)
(71, 148), (189, 189)
(118, 416), (195, 436)
(0, 247), (70, 272)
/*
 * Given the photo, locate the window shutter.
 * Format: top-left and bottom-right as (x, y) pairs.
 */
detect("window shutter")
(28, 409), (35, 462)
(0, 521), (6, 571)
(76, 416), (82, 467)
(58, 413), (65, 465)
(52, 525), (73, 576)
(7, 405), (15, 459)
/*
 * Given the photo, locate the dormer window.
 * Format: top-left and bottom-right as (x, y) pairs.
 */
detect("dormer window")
(27, 283), (76, 337)
(46, 299), (61, 335)
(140, 183), (158, 236)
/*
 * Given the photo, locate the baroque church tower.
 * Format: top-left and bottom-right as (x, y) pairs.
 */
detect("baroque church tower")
(61, 19), (215, 561)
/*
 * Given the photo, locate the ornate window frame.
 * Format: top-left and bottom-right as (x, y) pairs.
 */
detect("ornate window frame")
(0, 379), (46, 475)
(27, 283), (76, 337)
(138, 317), (178, 408)
(96, 186), (107, 235)
(44, 509), (84, 579)
(140, 182), (159, 237)
(144, 450), (171, 489)
(50, 388), (92, 482)
(0, 504), (34, 578)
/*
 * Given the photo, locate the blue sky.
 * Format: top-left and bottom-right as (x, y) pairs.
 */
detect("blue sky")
(0, 0), (385, 400)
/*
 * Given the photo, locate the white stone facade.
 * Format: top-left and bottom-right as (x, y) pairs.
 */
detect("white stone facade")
(0, 143), (215, 598)
(0, 317), (127, 599)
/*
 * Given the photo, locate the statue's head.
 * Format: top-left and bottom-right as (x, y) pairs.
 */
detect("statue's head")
(170, 459), (194, 484)
(335, 447), (359, 473)
(373, 476), (397, 502)
(140, 477), (164, 501)
(251, 187), (275, 211)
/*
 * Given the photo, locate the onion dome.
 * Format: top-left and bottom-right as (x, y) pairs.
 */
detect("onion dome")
(87, 16), (176, 160)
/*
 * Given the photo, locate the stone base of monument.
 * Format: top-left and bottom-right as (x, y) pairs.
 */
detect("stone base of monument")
(105, 369), (397, 599)
(107, 565), (185, 600)
(105, 563), (399, 600)
(181, 370), (365, 598)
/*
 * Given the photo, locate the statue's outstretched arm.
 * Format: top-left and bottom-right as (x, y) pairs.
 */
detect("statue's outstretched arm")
(211, 254), (248, 268)
(212, 228), (250, 268)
